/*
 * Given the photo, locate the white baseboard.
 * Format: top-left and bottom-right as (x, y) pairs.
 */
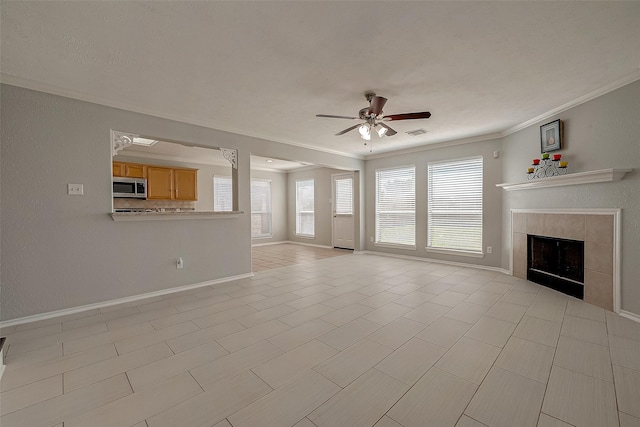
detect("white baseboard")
(619, 310), (640, 324)
(252, 240), (287, 247)
(284, 240), (334, 249)
(0, 272), (254, 328)
(361, 250), (510, 275)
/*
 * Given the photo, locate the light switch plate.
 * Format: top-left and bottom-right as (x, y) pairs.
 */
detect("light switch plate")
(68, 184), (84, 195)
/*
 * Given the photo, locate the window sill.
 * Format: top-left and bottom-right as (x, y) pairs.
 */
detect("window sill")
(426, 247), (484, 258)
(110, 211), (244, 221)
(374, 242), (417, 251)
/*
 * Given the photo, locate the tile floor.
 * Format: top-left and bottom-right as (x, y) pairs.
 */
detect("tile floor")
(1, 250), (639, 427)
(251, 243), (351, 272)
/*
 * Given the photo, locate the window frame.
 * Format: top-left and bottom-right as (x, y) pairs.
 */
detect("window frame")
(427, 156), (484, 257)
(295, 178), (315, 238)
(250, 178), (272, 239)
(374, 165), (417, 249)
(213, 175), (233, 212)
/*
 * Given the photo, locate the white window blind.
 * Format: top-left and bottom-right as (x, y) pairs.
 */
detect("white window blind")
(428, 157), (483, 253)
(334, 177), (353, 215)
(296, 179), (314, 236)
(251, 179), (272, 238)
(213, 176), (232, 212)
(375, 166), (416, 246)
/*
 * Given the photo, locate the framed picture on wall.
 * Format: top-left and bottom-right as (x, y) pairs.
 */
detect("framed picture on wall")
(540, 119), (562, 152)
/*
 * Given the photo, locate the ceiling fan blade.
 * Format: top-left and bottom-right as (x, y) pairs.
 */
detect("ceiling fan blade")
(378, 122), (397, 136)
(335, 123), (362, 135)
(384, 112), (431, 121)
(316, 114), (359, 120)
(367, 96), (387, 116)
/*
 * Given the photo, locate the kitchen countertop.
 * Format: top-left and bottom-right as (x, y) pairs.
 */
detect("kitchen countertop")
(110, 210), (244, 221)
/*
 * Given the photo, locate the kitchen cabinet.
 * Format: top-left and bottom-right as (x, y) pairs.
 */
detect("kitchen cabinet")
(113, 161), (146, 178)
(113, 162), (124, 177)
(146, 166), (198, 201)
(174, 168), (198, 200)
(146, 167), (174, 199)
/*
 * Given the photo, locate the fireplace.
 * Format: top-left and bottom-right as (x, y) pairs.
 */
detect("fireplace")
(527, 234), (584, 299)
(512, 211), (618, 311)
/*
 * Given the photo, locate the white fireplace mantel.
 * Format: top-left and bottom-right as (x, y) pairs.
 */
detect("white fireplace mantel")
(497, 168), (633, 191)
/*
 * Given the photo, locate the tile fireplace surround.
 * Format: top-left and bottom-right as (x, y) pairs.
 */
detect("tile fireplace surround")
(512, 209), (620, 312)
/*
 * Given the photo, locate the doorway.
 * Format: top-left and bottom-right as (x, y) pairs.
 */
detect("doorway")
(332, 173), (355, 250)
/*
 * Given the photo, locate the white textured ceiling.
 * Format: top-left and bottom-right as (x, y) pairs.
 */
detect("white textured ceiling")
(2, 1), (639, 158)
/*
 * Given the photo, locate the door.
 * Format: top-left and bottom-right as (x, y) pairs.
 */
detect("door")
(332, 174), (354, 249)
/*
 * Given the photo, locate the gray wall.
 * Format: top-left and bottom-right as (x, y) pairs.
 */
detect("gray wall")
(0, 84), (363, 321)
(501, 80), (640, 316)
(365, 138), (504, 268)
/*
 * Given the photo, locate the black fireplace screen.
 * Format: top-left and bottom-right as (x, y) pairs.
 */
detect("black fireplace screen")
(527, 234), (584, 298)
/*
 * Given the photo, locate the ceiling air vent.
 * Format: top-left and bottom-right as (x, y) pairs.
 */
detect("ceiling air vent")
(405, 128), (428, 136)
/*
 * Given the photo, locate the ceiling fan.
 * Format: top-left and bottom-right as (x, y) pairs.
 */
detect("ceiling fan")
(316, 93), (431, 148)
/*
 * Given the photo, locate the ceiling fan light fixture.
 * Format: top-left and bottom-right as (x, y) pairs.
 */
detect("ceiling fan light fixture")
(376, 125), (387, 137)
(359, 124), (371, 140)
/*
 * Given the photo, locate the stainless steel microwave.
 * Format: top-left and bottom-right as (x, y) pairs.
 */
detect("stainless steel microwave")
(113, 177), (147, 199)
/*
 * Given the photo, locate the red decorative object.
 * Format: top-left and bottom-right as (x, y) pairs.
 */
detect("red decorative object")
(554, 154), (562, 160)
(533, 159), (540, 165)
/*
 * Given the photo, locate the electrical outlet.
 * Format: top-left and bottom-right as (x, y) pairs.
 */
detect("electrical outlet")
(486, 246), (493, 254)
(177, 257), (184, 269)
(68, 184), (84, 195)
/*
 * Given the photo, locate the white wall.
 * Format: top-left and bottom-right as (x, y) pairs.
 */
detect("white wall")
(0, 84), (363, 321)
(364, 138), (504, 268)
(500, 80), (640, 316)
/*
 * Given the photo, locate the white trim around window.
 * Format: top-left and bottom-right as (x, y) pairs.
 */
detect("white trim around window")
(295, 179), (315, 237)
(251, 178), (272, 238)
(427, 156), (483, 257)
(375, 165), (416, 248)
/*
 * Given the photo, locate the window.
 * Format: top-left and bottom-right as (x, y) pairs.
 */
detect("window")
(428, 156), (483, 254)
(213, 175), (232, 212)
(251, 179), (271, 238)
(334, 177), (353, 215)
(375, 166), (416, 246)
(296, 179), (314, 237)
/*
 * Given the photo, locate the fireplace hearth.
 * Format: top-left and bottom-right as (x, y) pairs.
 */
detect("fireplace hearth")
(527, 234), (584, 299)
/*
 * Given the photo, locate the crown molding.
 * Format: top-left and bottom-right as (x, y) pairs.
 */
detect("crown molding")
(0, 74), (363, 161)
(502, 68), (640, 137)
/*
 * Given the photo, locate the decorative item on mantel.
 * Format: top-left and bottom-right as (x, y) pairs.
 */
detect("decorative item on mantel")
(527, 153), (568, 180)
(540, 119), (562, 153)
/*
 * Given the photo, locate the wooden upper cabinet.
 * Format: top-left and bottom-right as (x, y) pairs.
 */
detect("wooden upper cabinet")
(146, 167), (173, 200)
(124, 163), (146, 178)
(174, 169), (198, 201)
(112, 161), (146, 178)
(113, 162), (125, 177)
(114, 161), (197, 201)
(146, 166), (198, 201)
